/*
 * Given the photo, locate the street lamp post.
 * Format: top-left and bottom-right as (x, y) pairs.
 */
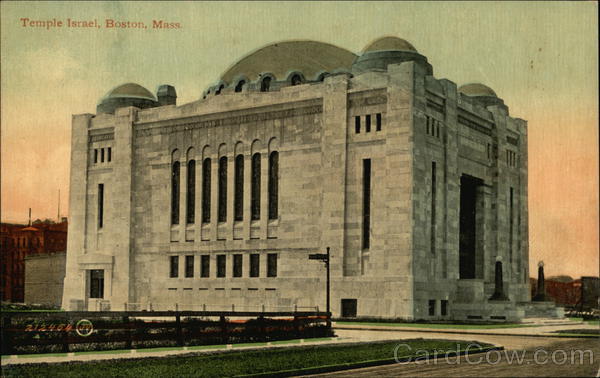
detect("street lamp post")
(309, 247), (331, 327)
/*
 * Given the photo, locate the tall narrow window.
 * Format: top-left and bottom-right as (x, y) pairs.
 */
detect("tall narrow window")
(89, 270), (104, 298)
(234, 154), (244, 221)
(251, 153), (261, 220)
(217, 254), (226, 278)
(431, 162), (437, 255)
(355, 116), (361, 134)
(365, 115), (371, 133)
(187, 160), (196, 224)
(200, 255), (210, 278)
(107, 147), (112, 162)
(376, 113), (382, 131)
(98, 183), (104, 229)
(267, 253), (278, 277)
(101, 148), (105, 163)
(202, 158), (211, 223)
(185, 255), (194, 278)
(171, 162), (180, 225)
(260, 77), (271, 92)
(218, 157), (227, 222)
(509, 187), (514, 264)
(233, 254), (243, 277)
(250, 254), (260, 277)
(94, 149), (98, 163)
(268, 151), (279, 220)
(170, 256), (179, 278)
(362, 159), (371, 249)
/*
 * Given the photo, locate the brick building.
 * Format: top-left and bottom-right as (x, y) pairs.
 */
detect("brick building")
(1, 220), (67, 302)
(63, 36), (558, 320)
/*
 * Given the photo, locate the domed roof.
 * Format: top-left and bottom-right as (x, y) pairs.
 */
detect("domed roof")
(363, 36), (417, 53)
(458, 83), (497, 97)
(102, 83), (156, 101)
(220, 40), (358, 83)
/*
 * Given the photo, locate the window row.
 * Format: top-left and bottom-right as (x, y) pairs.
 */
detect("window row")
(169, 253), (278, 278)
(354, 113), (382, 134)
(506, 150), (518, 167)
(93, 147), (112, 164)
(171, 151), (279, 225)
(428, 299), (448, 316)
(425, 116), (442, 139)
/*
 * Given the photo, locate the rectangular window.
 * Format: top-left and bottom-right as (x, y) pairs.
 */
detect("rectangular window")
(201, 255), (210, 278)
(101, 148), (105, 163)
(185, 255), (194, 278)
(509, 187), (514, 263)
(233, 254), (243, 277)
(428, 299), (436, 316)
(354, 116), (361, 133)
(426, 117), (430, 135)
(170, 256), (179, 278)
(250, 254), (260, 277)
(217, 254), (226, 278)
(431, 162), (436, 255)
(202, 158), (211, 223)
(218, 157), (227, 222)
(234, 155), (244, 221)
(376, 113), (382, 131)
(362, 159), (371, 250)
(171, 162), (180, 225)
(251, 153), (261, 220)
(98, 184), (104, 229)
(441, 300), (448, 316)
(187, 160), (196, 224)
(89, 270), (104, 298)
(94, 149), (98, 163)
(267, 253), (278, 277)
(107, 147), (112, 162)
(365, 114), (371, 133)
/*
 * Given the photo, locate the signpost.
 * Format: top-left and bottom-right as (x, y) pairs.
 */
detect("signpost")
(309, 247), (330, 326)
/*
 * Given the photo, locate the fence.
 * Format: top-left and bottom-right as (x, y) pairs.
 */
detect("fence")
(1, 310), (332, 355)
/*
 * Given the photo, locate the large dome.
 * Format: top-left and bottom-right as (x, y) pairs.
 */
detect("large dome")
(220, 40), (357, 83)
(458, 83), (497, 97)
(363, 36), (418, 53)
(102, 83), (156, 101)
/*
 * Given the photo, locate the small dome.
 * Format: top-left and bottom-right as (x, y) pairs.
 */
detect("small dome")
(97, 83), (159, 114)
(363, 36), (417, 53)
(458, 83), (497, 97)
(103, 83), (156, 101)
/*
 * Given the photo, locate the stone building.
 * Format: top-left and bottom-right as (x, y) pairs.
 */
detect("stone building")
(63, 36), (550, 320)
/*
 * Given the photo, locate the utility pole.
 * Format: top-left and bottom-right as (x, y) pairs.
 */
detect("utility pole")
(309, 247), (331, 327)
(57, 189), (61, 221)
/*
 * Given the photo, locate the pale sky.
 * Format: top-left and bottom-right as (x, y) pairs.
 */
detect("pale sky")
(1, 1), (598, 278)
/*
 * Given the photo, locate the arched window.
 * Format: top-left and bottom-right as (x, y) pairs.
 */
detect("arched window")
(215, 84), (224, 95)
(291, 74), (302, 86)
(317, 73), (328, 82)
(234, 154), (244, 221)
(171, 161), (180, 225)
(186, 160), (196, 224)
(251, 153), (261, 220)
(218, 156), (228, 222)
(235, 80), (245, 93)
(202, 158), (211, 223)
(260, 77), (271, 92)
(268, 151), (279, 220)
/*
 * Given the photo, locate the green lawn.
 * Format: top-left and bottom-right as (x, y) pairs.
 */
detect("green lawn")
(2, 339), (493, 377)
(336, 320), (534, 329)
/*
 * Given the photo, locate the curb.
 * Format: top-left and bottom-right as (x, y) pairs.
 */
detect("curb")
(334, 326), (599, 339)
(240, 346), (503, 377)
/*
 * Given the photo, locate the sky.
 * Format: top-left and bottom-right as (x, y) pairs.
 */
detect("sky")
(1, 1), (598, 278)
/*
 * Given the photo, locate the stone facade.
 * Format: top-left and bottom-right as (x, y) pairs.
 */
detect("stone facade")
(63, 37), (545, 320)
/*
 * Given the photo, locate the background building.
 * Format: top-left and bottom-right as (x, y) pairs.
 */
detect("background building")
(63, 36), (557, 320)
(1, 219), (67, 302)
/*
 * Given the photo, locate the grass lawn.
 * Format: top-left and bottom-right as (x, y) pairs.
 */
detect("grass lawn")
(2, 339), (492, 377)
(336, 320), (534, 329)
